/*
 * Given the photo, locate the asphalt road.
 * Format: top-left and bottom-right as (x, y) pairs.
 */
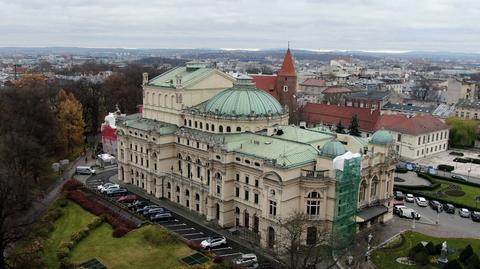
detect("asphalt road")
(396, 199), (480, 238)
(85, 171), (277, 269)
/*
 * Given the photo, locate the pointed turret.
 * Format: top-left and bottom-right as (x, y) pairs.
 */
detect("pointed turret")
(278, 48), (296, 77)
(275, 47), (298, 124)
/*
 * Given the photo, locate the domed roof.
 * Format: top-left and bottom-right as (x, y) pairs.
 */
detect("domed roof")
(370, 130), (394, 145)
(204, 75), (285, 118)
(320, 140), (346, 158)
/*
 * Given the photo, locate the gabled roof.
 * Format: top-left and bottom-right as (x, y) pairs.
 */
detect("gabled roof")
(278, 48), (296, 77)
(322, 86), (352, 94)
(250, 74), (278, 98)
(302, 103), (381, 132)
(374, 114), (449, 135)
(301, 78), (326, 87)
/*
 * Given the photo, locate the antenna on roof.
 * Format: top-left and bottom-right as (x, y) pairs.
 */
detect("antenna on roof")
(287, 41), (290, 50)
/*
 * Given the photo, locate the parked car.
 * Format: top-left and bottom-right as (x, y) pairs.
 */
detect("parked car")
(106, 188), (128, 197)
(443, 203), (455, 214)
(136, 205), (160, 214)
(398, 208), (421, 220)
(394, 205), (407, 215)
(415, 197), (428, 207)
(233, 253), (259, 268)
(150, 212), (173, 221)
(100, 185), (120, 194)
(75, 166), (96, 175)
(459, 208), (471, 218)
(394, 191), (405, 200)
(128, 200), (147, 209)
(117, 194), (138, 203)
(471, 211), (480, 222)
(97, 182), (119, 192)
(200, 236), (227, 249)
(143, 207), (167, 216)
(429, 200), (443, 212)
(452, 174), (467, 181)
(405, 194), (415, 203)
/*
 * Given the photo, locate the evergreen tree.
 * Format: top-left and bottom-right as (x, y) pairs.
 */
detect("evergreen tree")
(348, 114), (361, 137)
(335, 120), (345, 134)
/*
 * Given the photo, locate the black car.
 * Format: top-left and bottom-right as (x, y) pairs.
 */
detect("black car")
(143, 207), (167, 217)
(429, 200), (443, 212)
(443, 203), (455, 214)
(136, 205), (160, 214)
(128, 200), (147, 209)
(472, 211), (480, 222)
(394, 191), (405, 200)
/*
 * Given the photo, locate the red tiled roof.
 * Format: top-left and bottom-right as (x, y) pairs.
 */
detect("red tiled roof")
(302, 103), (380, 132)
(278, 48), (296, 76)
(301, 78), (326, 87)
(251, 74), (278, 98)
(322, 86), (352, 94)
(374, 114), (449, 135)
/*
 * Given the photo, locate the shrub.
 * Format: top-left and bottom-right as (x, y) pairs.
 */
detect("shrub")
(112, 226), (129, 237)
(434, 243), (443, 255)
(414, 251), (429, 266)
(59, 257), (74, 269)
(87, 216), (105, 230)
(466, 253), (480, 269)
(187, 240), (201, 251)
(425, 241), (436, 255)
(409, 243), (427, 260)
(59, 241), (74, 250)
(45, 208), (63, 222)
(56, 247), (70, 259)
(62, 179), (82, 191)
(444, 259), (462, 269)
(34, 221), (55, 239)
(450, 151), (464, 156)
(459, 245), (474, 262)
(453, 158), (469, 163)
(395, 167), (408, 173)
(438, 164), (455, 172)
(143, 227), (179, 246)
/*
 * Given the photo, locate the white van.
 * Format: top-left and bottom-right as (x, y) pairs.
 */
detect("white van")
(75, 166), (96, 175)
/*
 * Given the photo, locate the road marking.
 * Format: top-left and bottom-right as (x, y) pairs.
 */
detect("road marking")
(165, 223), (186, 227)
(212, 247), (231, 251)
(191, 237), (210, 241)
(172, 228), (195, 232)
(183, 232), (203, 236)
(218, 252), (242, 257)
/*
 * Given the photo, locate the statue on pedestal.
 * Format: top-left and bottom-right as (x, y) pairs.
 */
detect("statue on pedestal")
(438, 241), (449, 264)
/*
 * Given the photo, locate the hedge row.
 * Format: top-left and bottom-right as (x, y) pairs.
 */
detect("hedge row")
(437, 164), (455, 172)
(450, 151), (464, 156)
(395, 167), (408, 173)
(67, 189), (137, 236)
(426, 173), (480, 188)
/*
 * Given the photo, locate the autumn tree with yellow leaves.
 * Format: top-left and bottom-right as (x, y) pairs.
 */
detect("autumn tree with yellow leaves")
(55, 89), (86, 158)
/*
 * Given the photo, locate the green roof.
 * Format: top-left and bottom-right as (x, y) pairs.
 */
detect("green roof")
(195, 76), (285, 118)
(148, 62), (214, 88)
(370, 130), (394, 145)
(120, 118), (178, 135)
(261, 126), (332, 145)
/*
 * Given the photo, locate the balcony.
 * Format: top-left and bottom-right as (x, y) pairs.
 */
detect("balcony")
(301, 169), (329, 180)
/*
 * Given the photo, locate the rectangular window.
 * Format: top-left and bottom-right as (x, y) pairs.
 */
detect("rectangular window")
(397, 134), (402, 142)
(244, 190), (249, 201)
(235, 187), (239, 197)
(423, 136), (426, 144)
(436, 133), (439, 141)
(236, 174), (240, 181)
(254, 193), (259, 204)
(269, 200), (277, 216)
(216, 185), (221, 194)
(255, 179), (259, 187)
(418, 137), (421, 145)
(245, 176), (249, 185)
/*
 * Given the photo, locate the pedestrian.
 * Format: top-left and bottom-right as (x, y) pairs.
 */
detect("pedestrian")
(85, 156), (88, 162)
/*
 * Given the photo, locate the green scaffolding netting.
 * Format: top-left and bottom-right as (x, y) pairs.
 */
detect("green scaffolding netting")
(332, 156), (361, 250)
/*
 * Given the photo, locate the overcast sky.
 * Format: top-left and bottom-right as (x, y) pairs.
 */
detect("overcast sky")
(0, 0), (479, 52)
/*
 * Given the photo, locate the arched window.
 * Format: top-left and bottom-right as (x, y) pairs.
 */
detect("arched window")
(306, 191), (321, 217)
(167, 182), (171, 189)
(199, 122), (203, 129)
(226, 126), (231, 133)
(359, 180), (367, 202)
(371, 177), (379, 198)
(215, 172), (222, 180)
(145, 92), (150, 104)
(151, 93), (155, 105)
(206, 123), (209, 131)
(185, 189), (190, 196)
(188, 120), (192, 127)
(219, 125), (224, 133)
(184, 119), (187, 126)
(211, 124), (215, 132)
(164, 95), (168, 107)
(158, 94), (162, 106)
(235, 207), (240, 214)
(195, 193), (200, 201)
(171, 95), (175, 108)
(197, 166), (201, 178)
(236, 126), (241, 132)
(176, 186), (180, 192)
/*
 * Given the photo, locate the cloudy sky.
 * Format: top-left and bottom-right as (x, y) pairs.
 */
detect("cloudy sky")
(0, 0), (478, 52)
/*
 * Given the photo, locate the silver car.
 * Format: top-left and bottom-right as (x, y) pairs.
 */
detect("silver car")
(459, 208), (471, 218)
(234, 253), (259, 268)
(415, 197), (428, 207)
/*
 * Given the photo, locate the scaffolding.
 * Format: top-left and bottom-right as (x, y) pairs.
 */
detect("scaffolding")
(331, 156), (361, 250)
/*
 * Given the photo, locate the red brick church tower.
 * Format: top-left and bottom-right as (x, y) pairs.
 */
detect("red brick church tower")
(275, 48), (298, 123)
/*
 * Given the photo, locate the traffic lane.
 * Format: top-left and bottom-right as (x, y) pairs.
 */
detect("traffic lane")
(401, 201), (480, 237)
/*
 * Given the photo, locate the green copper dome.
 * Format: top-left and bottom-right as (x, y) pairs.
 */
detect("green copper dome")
(204, 75), (285, 118)
(320, 140), (346, 158)
(370, 130), (394, 145)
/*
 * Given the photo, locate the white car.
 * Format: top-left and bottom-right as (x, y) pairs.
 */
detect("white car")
(100, 185), (120, 194)
(405, 194), (414, 203)
(398, 208), (421, 220)
(234, 253), (259, 268)
(200, 236), (227, 249)
(415, 197), (428, 207)
(459, 208), (471, 218)
(97, 183), (119, 192)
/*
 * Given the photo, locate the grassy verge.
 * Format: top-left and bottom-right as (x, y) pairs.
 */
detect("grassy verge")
(421, 179), (480, 209)
(42, 201), (96, 268)
(372, 231), (480, 269)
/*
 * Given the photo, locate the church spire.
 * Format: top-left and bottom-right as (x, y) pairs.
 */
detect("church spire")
(278, 46), (296, 77)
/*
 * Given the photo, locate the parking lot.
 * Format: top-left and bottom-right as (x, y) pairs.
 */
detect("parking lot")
(393, 193), (480, 238)
(84, 172), (275, 269)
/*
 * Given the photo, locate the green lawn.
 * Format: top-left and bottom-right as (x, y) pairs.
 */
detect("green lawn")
(420, 179), (480, 209)
(41, 200), (200, 269)
(42, 201), (96, 268)
(70, 224), (196, 269)
(372, 231), (480, 269)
